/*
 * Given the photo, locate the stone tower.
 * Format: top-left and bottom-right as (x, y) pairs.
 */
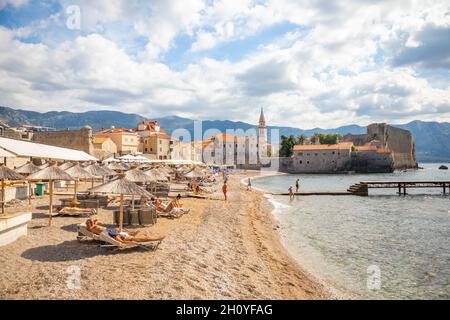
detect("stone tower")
(258, 108), (267, 142)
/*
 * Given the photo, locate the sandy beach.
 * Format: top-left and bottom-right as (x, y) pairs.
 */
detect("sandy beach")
(0, 172), (334, 300)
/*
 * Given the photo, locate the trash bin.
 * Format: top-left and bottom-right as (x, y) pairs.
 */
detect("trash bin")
(35, 182), (45, 196)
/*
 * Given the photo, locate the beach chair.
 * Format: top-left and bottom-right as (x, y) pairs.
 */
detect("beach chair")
(76, 223), (162, 251)
(96, 231), (162, 251)
(77, 223), (102, 241)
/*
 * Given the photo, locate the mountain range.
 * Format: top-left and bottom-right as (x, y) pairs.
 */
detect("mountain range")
(1, 106), (449, 163)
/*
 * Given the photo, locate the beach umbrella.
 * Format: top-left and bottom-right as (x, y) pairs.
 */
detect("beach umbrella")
(15, 162), (40, 175)
(118, 154), (136, 162)
(184, 167), (205, 192)
(145, 168), (168, 182)
(133, 155), (151, 163)
(124, 168), (154, 210)
(107, 162), (129, 171)
(27, 164), (73, 225)
(38, 162), (50, 169)
(65, 164), (94, 207)
(15, 161), (40, 205)
(89, 177), (152, 231)
(58, 162), (74, 170)
(85, 163), (116, 186)
(0, 165), (25, 214)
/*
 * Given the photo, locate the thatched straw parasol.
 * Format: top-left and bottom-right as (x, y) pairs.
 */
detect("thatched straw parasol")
(65, 164), (94, 207)
(15, 162), (40, 175)
(145, 168), (169, 182)
(124, 168), (154, 210)
(85, 164), (116, 187)
(58, 162), (74, 170)
(184, 167), (205, 192)
(15, 162), (40, 205)
(27, 165), (73, 225)
(89, 177), (152, 231)
(0, 165), (25, 214)
(38, 162), (50, 170)
(107, 162), (129, 171)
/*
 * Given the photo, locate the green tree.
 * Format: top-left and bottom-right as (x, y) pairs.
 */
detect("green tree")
(315, 133), (343, 144)
(279, 135), (297, 157)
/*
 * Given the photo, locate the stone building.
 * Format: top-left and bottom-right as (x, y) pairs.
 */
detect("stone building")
(32, 126), (94, 155)
(135, 121), (175, 160)
(201, 108), (271, 168)
(344, 123), (417, 169)
(92, 136), (117, 160)
(281, 142), (354, 173)
(94, 127), (140, 155)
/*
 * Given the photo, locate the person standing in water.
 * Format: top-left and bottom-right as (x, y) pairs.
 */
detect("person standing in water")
(247, 178), (252, 191)
(295, 178), (300, 193)
(288, 186), (294, 200)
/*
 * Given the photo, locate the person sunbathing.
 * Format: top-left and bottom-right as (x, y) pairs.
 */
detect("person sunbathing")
(164, 196), (189, 215)
(85, 218), (164, 243)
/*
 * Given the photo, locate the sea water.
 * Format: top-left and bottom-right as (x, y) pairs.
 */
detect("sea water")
(251, 164), (450, 299)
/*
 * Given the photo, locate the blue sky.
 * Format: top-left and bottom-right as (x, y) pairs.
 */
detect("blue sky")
(0, 0), (449, 128)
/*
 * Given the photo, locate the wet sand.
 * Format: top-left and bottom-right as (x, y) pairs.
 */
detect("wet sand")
(0, 172), (335, 299)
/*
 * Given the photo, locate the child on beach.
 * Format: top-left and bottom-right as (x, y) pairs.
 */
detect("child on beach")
(222, 182), (228, 201)
(295, 178), (300, 193)
(247, 178), (252, 191)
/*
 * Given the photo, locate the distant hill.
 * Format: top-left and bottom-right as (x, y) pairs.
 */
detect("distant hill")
(0, 106), (147, 131)
(0, 106), (449, 162)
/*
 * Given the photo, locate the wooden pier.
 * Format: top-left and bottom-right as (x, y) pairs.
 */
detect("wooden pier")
(348, 180), (450, 196)
(272, 180), (450, 197)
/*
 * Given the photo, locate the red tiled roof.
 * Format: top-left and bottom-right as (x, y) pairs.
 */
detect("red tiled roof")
(293, 142), (354, 151)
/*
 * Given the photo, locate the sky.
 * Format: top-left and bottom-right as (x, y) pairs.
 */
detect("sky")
(0, 0), (449, 129)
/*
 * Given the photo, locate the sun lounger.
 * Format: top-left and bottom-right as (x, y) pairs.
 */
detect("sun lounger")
(77, 223), (162, 251)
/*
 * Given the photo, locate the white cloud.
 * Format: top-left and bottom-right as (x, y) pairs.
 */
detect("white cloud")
(0, 0), (450, 129)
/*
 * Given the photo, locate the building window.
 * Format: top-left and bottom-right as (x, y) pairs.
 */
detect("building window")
(332, 151), (335, 154)
(315, 153), (318, 156)
(306, 161), (310, 164)
(299, 160), (303, 164)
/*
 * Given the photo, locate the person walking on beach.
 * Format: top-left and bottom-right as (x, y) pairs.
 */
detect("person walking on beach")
(222, 182), (228, 201)
(295, 178), (300, 193)
(247, 177), (252, 191)
(288, 186), (294, 200)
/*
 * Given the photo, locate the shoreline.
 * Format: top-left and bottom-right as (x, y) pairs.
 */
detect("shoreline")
(0, 174), (335, 299)
(240, 170), (345, 299)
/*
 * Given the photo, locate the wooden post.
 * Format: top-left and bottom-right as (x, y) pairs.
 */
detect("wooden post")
(119, 193), (124, 232)
(49, 180), (53, 226)
(73, 180), (79, 207)
(443, 183), (446, 195)
(403, 184), (406, 196)
(398, 183), (401, 196)
(28, 181), (32, 205)
(1, 180), (5, 214)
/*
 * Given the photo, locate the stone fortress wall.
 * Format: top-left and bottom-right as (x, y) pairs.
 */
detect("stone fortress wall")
(31, 126), (94, 155)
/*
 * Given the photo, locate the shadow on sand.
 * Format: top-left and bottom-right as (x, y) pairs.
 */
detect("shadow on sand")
(21, 240), (141, 262)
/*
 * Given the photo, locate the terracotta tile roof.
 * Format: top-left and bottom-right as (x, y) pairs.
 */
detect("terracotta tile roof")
(355, 145), (378, 151)
(293, 142), (354, 151)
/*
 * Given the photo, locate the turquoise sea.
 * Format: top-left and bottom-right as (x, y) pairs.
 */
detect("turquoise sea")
(251, 163), (450, 299)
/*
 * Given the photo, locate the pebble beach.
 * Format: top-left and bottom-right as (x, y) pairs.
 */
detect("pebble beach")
(0, 172), (335, 300)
